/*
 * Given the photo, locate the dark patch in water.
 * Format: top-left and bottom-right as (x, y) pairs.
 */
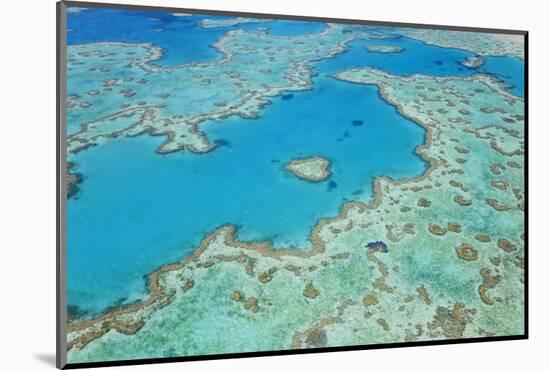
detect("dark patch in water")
(214, 138), (230, 147)
(352, 120), (364, 126)
(305, 328), (328, 348)
(337, 131), (351, 142)
(352, 190), (363, 196)
(342, 29), (353, 34)
(281, 93), (294, 100)
(67, 304), (89, 321)
(67, 161), (83, 199)
(163, 348), (178, 358)
(327, 181), (337, 192)
(101, 296), (129, 314)
(434, 60), (443, 66)
(365, 241), (388, 253)
(271, 159), (280, 163)
(102, 296), (144, 315)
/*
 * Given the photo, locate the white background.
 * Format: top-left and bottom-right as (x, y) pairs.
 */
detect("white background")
(0, 0), (547, 368)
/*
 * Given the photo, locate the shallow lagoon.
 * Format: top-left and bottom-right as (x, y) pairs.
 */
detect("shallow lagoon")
(67, 9), (524, 314)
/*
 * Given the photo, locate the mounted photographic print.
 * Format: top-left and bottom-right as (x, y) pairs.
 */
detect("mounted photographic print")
(57, 1), (527, 368)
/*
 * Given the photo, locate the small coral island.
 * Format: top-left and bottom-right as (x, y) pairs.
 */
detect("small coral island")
(365, 45), (404, 54)
(285, 156), (331, 182)
(461, 55), (485, 68)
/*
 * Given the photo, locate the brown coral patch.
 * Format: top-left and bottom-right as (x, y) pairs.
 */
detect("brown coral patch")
(373, 277), (394, 293)
(428, 223), (447, 236)
(454, 195), (472, 206)
(491, 179), (508, 191)
(244, 257), (257, 276)
(514, 256), (525, 269)
(183, 279), (194, 290)
(518, 202), (525, 211)
(376, 318), (390, 331)
(243, 297), (259, 313)
(197, 260), (214, 268)
(507, 161), (521, 169)
(363, 294), (379, 307)
(303, 282), (320, 299)
(454, 146), (469, 154)
(230, 291), (243, 302)
(489, 163), (505, 175)
(258, 267), (278, 283)
(291, 316), (341, 350)
(479, 268), (501, 305)
(486, 198), (510, 211)
(427, 302), (476, 338)
(475, 234), (491, 243)
(417, 286), (432, 305)
(447, 222), (462, 233)
(305, 328), (328, 348)
(449, 179), (469, 192)
(403, 223), (416, 235)
(455, 243), (478, 261)
(418, 198), (432, 207)
(497, 238), (517, 252)
(330, 252), (350, 260)
(513, 188), (523, 200)
(285, 264), (301, 276)
(405, 324), (424, 342)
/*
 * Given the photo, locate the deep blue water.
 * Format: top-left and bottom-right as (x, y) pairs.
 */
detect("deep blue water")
(67, 8), (327, 66)
(318, 37), (524, 97)
(66, 8), (525, 314)
(68, 9), (223, 66)
(479, 56), (524, 97)
(241, 19), (327, 36)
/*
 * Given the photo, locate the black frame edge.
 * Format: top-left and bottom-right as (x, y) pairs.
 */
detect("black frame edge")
(57, 1), (529, 369)
(523, 32), (529, 339)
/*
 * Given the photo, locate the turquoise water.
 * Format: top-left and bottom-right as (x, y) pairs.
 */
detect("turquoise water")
(67, 9), (525, 314)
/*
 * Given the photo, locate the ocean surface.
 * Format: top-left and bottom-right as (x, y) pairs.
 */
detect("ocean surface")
(66, 8), (525, 314)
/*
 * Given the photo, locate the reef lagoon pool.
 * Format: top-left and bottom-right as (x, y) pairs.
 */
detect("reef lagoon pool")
(67, 65), (427, 314)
